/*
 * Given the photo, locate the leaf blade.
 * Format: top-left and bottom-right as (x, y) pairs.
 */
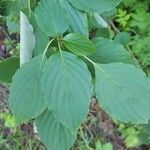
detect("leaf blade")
(0, 57), (19, 83)
(89, 38), (132, 64)
(34, 0), (69, 37)
(9, 55), (46, 123)
(67, 0), (122, 13)
(95, 63), (150, 123)
(41, 52), (93, 131)
(35, 109), (75, 150)
(63, 33), (96, 56)
(33, 28), (49, 56)
(64, 0), (88, 37)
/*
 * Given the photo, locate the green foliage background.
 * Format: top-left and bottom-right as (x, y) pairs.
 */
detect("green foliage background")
(116, 0), (150, 74)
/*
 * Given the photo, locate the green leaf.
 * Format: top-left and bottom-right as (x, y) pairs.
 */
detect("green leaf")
(102, 8), (117, 17)
(42, 52), (92, 132)
(96, 28), (110, 39)
(8, 0), (28, 16)
(95, 140), (102, 150)
(67, 0), (122, 13)
(89, 38), (132, 64)
(89, 13), (108, 29)
(34, 0), (69, 37)
(64, 0), (88, 37)
(33, 28), (49, 56)
(114, 32), (131, 46)
(6, 16), (19, 33)
(35, 109), (75, 150)
(0, 0), (27, 16)
(9, 55), (46, 123)
(138, 122), (150, 145)
(95, 63), (150, 124)
(29, 12), (49, 56)
(102, 143), (113, 150)
(0, 57), (19, 83)
(0, 0), (12, 16)
(63, 33), (95, 56)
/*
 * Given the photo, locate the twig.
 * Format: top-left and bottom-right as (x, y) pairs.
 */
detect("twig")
(80, 127), (93, 150)
(108, 19), (120, 33)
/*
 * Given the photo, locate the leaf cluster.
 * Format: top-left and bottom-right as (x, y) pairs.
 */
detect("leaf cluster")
(0, 0), (150, 149)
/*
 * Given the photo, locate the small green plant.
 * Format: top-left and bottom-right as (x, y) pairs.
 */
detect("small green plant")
(116, 0), (150, 74)
(115, 9), (131, 27)
(0, 0), (150, 149)
(0, 112), (16, 128)
(95, 140), (113, 150)
(118, 125), (140, 148)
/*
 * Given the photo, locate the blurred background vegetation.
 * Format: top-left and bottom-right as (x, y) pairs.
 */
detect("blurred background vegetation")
(0, 0), (150, 149)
